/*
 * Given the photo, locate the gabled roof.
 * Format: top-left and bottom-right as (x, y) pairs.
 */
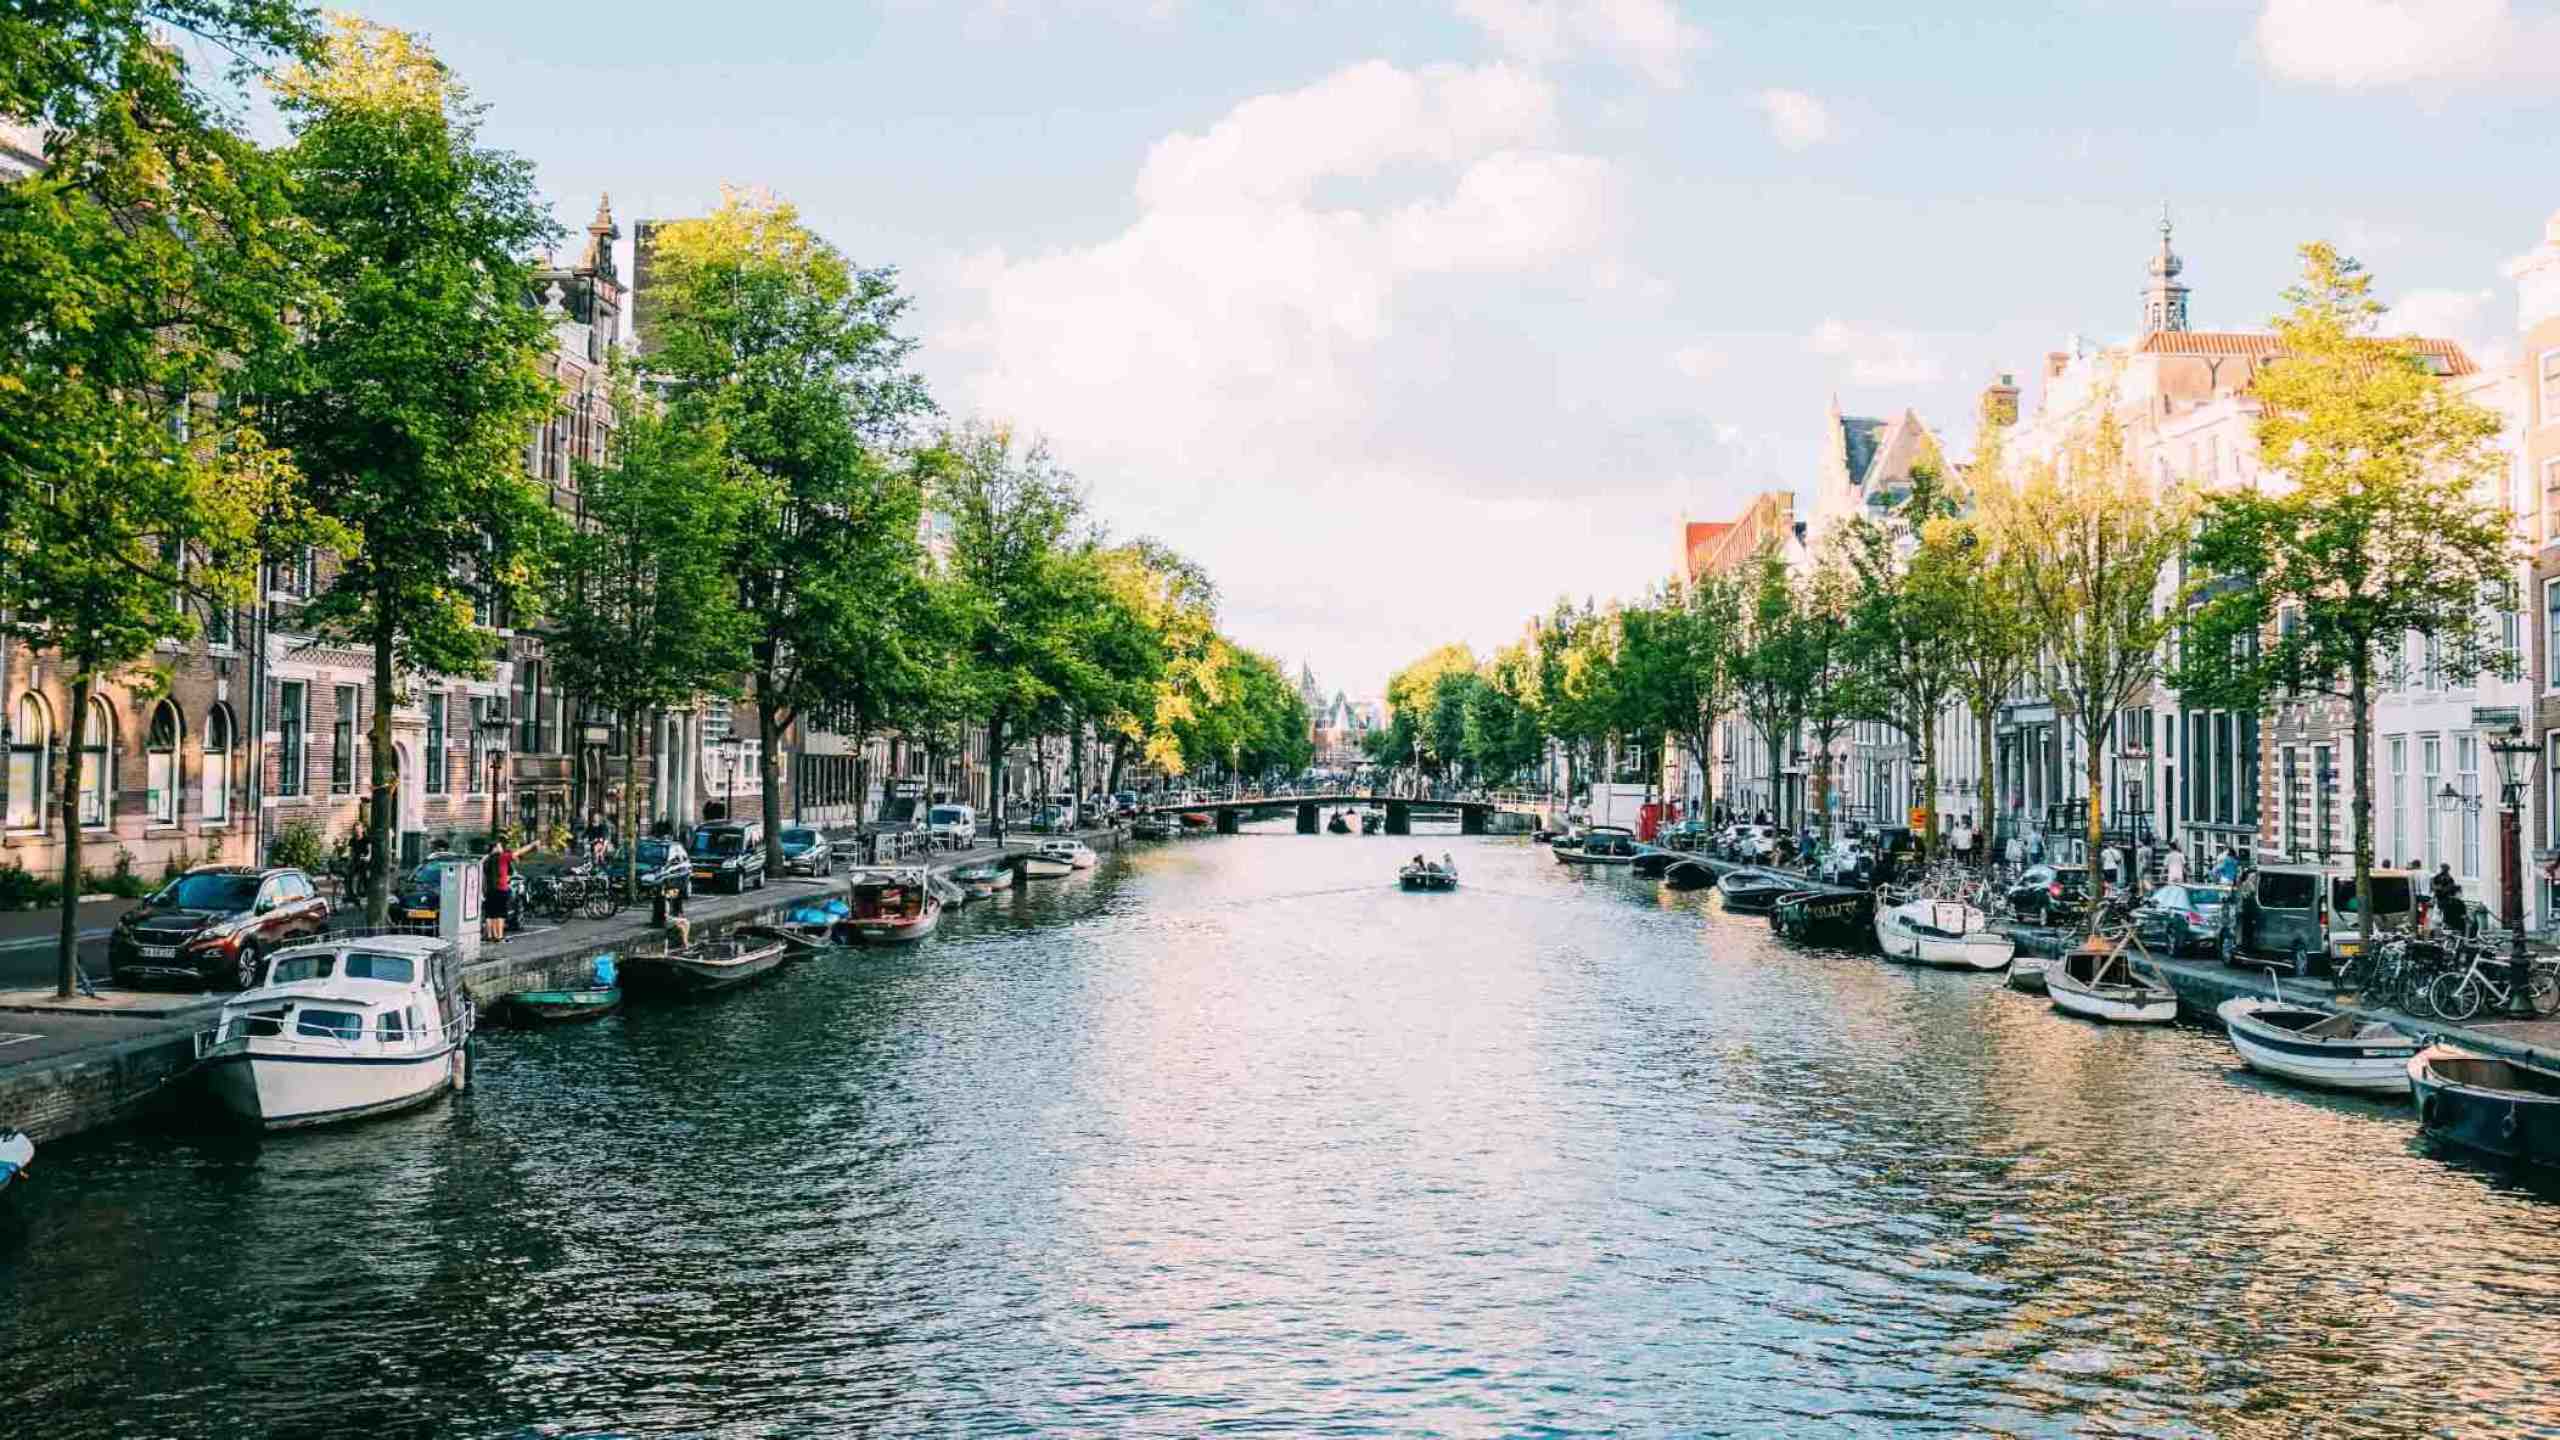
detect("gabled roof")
(1840, 416), (1885, 485)
(2134, 329), (2478, 376)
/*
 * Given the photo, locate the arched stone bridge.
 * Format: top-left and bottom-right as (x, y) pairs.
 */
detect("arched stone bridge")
(1140, 794), (1543, 836)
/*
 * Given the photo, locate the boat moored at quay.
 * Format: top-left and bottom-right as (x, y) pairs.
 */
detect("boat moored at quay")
(2408, 1045), (2560, 1169)
(2217, 996), (2420, 1094)
(619, 937), (791, 996)
(195, 934), (476, 1130)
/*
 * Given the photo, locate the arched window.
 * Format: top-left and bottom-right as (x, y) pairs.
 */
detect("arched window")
(147, 702), (182, 825)
(6, 693), (50, 830)
(203, 705), (234, 824)
(79, 697), (113, 828)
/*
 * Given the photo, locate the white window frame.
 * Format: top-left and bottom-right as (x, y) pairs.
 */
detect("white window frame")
(203, 705), (233, 824)
(2389, 736), (2407, 868)
(145, 701), (181, 827)
(2422, 735), (2443, 872)
(6, 692), (51, 831)
(279, 681), (308, 798)
(78, 696), (111, 829)
(2541, 348), (2560, 428)
(2547, 578), (2560, 694)
(2459, 733), (2481, 879)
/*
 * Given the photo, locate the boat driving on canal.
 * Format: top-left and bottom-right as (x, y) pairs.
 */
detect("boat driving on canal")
(1399, 854), (1459, 891)
(195, 933), (475, 1130)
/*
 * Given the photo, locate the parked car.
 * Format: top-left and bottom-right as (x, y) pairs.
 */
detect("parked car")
(2004, 864), (2091, 923)
(690, 820), (767, 893)
(776, 826), (833, 877)
(609, 838), (693, 900)
(110, 866), (332, 990)
(1816, 840), (1873, 885)
(925, 803), (977, 849)
(2132, 882), (2232, 956)
(1657, 819), (1711, 851)
(2218, 862), (2416, 975)
(1726, 824), (1780, 861)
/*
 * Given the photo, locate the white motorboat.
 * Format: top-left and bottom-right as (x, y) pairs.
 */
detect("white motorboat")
(1036, 838), (1096, 871)
(197, 935), (474, 1130)
(2007, 954), (2050, 994)
(1554, 826), (1642, 865)
(1873, 897), (2015, 970)
(2217, 997), (2419, 1094)
(1016, 849), (1075, 879)
(2047, 939), (2177, 1024)
(0, 1129), (31, 1195)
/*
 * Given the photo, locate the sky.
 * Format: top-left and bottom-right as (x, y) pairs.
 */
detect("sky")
(339, 0), (2560, 699)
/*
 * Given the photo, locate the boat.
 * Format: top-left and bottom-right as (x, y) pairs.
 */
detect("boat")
(620, 937), (790, 996)
(742, 898), (850, 952)
(1327, 811), (1352, 834)
(0, 1129), (31, 1195)
(1360, 810), (1383, 835)
(1554, 826), (1642, 865)
(196, 935), (474, 1130)
(1660, 858), (1715, 891)
(1873, 896), (2015, 969)
(928, 870), (968, 908)
(2217, 996), (2420, 1094)
(1630, 848), (1680, 877)
(503, 953), (623, 1024)
(1399, 855), (1459, 891)
(2046, 937), (2176, 1023)
(1035, 838), (1096, 870)
(835, 867), (943, 945)
(1130, 817), (1174, 840)
(2408, 1044), (2560, 1168)
(950, 860), (1011, 895)
(1016, 849), (1075, 879)
(1178, 811), (1214, 830)
(1716, 867), (1797, 913)
(1772, 888), (1871, 944)
(2007, 954), (2050, 994)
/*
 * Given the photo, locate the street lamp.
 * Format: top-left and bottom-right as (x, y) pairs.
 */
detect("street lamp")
(477, 707), (511, 843)
(714, 734), (744, 823)
(2489, 724), (2540, 1016)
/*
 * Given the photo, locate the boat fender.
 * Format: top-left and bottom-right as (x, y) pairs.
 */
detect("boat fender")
(2420, 1093), (2440, 1127)
(452, 1042), (469, 1094)
(2503, 1108), (2520, 1141)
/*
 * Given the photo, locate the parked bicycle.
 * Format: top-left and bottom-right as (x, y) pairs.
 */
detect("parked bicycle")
(2424, 941), (2560, 1022)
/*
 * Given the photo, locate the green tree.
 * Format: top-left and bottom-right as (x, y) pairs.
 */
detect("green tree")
(641, 188), (936, 861)
(0, 0), (322, 992)
(1733, 552), (1817, 827)
(1385, 643), (1479, 777)
(1838, 461), (1964, 849)
(1987, 398), (2190, 887)
(1464, 642), (1546, 782)
(2177, 243), (2513, 949)
(1933, 433), (2040, 866)
(545, 374), (754, 899)
(260, 17), (564, 924)
(1615, 575), (1745, 824)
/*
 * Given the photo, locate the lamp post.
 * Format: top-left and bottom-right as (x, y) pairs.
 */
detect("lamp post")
(478, 708), (510, 844)
(715, 734), (743, 824)
(2489, 724), (2540, 1016)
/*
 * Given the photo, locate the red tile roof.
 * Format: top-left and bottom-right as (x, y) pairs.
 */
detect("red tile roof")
(2134, 329), (2478, 376)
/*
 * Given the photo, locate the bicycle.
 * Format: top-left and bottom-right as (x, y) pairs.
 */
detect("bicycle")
(2424, 941), (2560, 1022)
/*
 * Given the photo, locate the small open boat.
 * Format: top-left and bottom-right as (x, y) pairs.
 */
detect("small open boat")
(1399, 855), (1459, 891)
(1630, 848), (1680, 877)
(1327, 811), (1352, 834)
(505, 953), (623, 1024)
(1016, 849), (1074, 879)
(1661, 858), (1715, 891)
(1874, 897), (2014, 969)
(2218, 996), (2419, 1094)
(1773, 888), (1871, 945)
(2409, 1044), (2560, 1168)
(1036, 838), (1097, 870)
(1715, 867), (1796, 913)
(1361, 810), (1383, 834)
(835, 867), (942, 945)
(2007, 954), (2050, 994)
(2047, 937), (2176, 1023)
(1130, 817), (1174, 840)
(950, 860), (1011, 895)
(0, 1129), (32, 1195)
(1177, 811), (1214, 830)
(621, 937), (789, 996)
(743, 898), (850, 952)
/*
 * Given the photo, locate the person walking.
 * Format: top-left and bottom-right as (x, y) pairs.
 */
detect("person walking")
(2163, 842), (2186, 885)
(347, 824), (374, 905)
(2005, 833), (2023, 873)
(2431, 863), (2467, 935)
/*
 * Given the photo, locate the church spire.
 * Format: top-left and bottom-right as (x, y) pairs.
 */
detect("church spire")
(2141, 201), (2189, 335)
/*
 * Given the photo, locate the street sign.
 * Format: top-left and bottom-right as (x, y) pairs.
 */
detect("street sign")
(582, 724), (612, 745)
(2470, 706), (2522, 731)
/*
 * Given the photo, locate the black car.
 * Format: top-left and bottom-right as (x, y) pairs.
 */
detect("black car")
(2004, 864), (2090, 923)
(392, 853), (526, 929)
(776, 826), (832, 878)
(109, 866), (331, 990)
(607, 839), (693, 901)
(689, 821), (767, 893)
(2133, 883), (2232, 957)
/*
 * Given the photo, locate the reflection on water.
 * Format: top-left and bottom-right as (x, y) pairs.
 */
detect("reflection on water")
(5, 831), (2559, 1437)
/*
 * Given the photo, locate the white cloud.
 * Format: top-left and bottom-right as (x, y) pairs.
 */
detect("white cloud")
(1805, 318), (1943, 387)
(1669, 344), (1726, 380)
(2385, 287), (2512, 369)
(1456, 0), (1708, 89)
(2254, 0), (2560, 92)
(1751, 88), (1832, 149)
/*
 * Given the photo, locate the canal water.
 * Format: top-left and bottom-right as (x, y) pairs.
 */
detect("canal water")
(5, 831), (2559, 1437)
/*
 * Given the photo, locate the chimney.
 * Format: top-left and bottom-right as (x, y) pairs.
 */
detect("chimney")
(1979, 371), (2020, 428)
(2044, 351), (2070, 381)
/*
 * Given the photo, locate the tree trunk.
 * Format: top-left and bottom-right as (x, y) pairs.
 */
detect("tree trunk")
(2084, 720), (2106, 893)
(1106, 735), (1127, 796)
(1975, 707), (1997, 872)
(623, 706), (642, 903)
(1918, 715), (1940, 857)
(56, 668), (92, 998)
(2351, 658), (2374, 955)
(1766, 728), (1787, 827)
(1692, 726), (1715, 829)
(757, 694), (784, 869)
(986, 708), (1007, 837)
(1070, 711), (1085, 829)
(367, 622), (396, 928)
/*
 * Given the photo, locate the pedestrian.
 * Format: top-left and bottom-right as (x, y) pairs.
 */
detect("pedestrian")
(2028, 830), (2046, 865)
(2213, 845), (2240, 884)
(2133, 840), (2151, 889)
(347, 824), (374, 904)
(2164, 842), (2186, 885)
(2431, 863), (2467, 934)
(481, 842), (507, 943)
(2099, 840), (2121, 893)
(2004, 833), (2023, 873)
(588, 829), (608, 871)
(1951, 814), (1975, 866)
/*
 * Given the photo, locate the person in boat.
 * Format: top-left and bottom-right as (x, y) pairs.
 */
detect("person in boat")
(1410, 853), (1426, 869)
(1439, 852), (1454, 872)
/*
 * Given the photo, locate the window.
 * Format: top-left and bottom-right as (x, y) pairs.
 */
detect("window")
(2422, 736), (2443, 872)
(2458, 734), (2480, 878)
(203, 705), (233, 823)
(2280, 746), (2299, 855)
(2547, 580), (2560, 694)
(2389, 736), (2407, 866)
(205, 597), (232, 649)
(518, 661), (543, 753)
(2314, 743), (2334, 856)
(146, 702), (180, 826)
(332, 685), (356, 793)
(269, 953), (335, 985)
(2541, 349), (2560, 426)
(426, 694), (446, 794)
(342, 952), (416, 984)
(377, 1009), (406, 1042)
(279, 681), (307, 797)
(78, 696), (111, 827)
(466, 697), (486, 794)
(294, 1008), (364, 1042)
(7, 693), (51, 830)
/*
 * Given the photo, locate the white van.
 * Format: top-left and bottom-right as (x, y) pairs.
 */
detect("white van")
(925, 803), (977, 848)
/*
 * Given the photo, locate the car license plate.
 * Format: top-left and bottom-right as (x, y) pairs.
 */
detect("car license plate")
(694, 869), (713, 880)
(140, 945), (176, 959)
(2336, 943), (2361, 956)
(408, 908), (435, 921)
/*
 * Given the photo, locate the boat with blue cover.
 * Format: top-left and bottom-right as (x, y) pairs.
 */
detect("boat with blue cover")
(505, 953), (623, 1024)
(0, 1130), (31, 1195)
